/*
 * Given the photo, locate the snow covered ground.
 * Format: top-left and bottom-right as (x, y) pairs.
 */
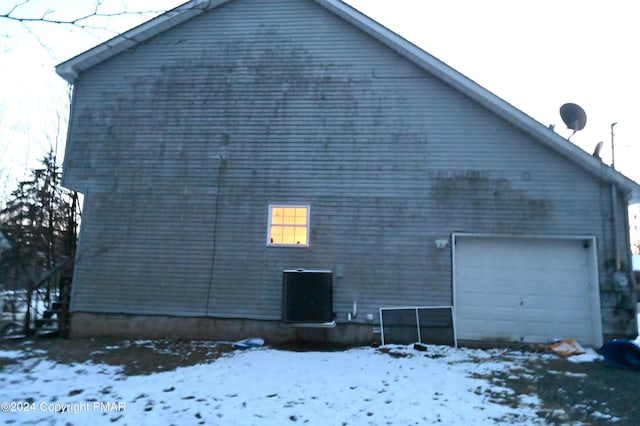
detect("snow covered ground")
(0, 341), (601, 425)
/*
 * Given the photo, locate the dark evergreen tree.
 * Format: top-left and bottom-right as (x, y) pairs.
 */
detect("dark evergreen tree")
(0, 151), (79, 334)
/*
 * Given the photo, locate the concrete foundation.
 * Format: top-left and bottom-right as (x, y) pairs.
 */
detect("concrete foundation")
(69, 312), (380, 346)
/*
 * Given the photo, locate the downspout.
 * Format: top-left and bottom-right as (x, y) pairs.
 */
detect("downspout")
(611, 184), (621, 271)
(608, 122), (633, 326)
(610, 122), (621, 271)
(612, 187), (637, 325)
(624, 200), (637, 288)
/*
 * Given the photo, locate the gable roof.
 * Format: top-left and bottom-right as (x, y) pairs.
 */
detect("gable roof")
(56, 0), (640, 203)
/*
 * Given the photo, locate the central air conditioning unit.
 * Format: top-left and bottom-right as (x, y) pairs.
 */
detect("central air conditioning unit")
(282, 269), (333, 324)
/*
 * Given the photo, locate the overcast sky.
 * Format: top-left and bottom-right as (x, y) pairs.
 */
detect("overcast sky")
(1, 0), (639, 200)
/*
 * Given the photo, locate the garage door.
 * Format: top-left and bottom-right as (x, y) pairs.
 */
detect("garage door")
(453, 235), (602, 347)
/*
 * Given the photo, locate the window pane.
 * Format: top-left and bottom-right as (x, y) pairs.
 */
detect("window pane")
(283, 227), (295, 243)
(270, 226), (282, 244)
(270, 226), (282, 237)
(283, 211), (296, 225)
(295, 227), (308, 245)
(272, 208), (284, 225)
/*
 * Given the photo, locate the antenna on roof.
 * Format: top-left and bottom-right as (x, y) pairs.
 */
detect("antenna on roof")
(559, 103), (587, 141)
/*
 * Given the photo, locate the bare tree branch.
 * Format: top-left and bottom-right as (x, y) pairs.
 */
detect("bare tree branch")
(1, 0), (169, 32)
(17, 19), (55, 55)
(1, 0), (174, 56)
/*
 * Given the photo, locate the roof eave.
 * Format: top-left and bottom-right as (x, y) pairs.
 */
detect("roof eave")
(55, 0), (229, 83)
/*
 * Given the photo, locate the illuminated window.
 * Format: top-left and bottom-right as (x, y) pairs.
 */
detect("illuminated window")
(268, 205), (309, 247)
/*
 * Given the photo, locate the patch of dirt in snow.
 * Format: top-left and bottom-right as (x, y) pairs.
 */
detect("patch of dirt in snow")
(0, 337), (234, 376)
(475, 354), (640, 425)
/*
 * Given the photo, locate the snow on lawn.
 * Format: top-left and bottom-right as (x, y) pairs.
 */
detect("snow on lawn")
(1, 343), (571, 425)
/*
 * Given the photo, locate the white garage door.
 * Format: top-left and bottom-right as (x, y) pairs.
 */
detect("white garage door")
(453, 235), (602, 347)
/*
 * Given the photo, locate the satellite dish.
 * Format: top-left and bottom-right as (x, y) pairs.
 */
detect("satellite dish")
(560, 103), (587, 140)
(560, 103), (587, 130)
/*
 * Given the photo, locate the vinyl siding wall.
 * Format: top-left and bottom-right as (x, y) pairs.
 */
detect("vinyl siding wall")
(63, 0), (632, 334)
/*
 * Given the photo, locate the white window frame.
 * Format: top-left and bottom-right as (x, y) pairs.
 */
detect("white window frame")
(267, 204), (310, 247)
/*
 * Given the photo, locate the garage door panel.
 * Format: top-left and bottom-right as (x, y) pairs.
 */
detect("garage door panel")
(454, 236), (602, 346)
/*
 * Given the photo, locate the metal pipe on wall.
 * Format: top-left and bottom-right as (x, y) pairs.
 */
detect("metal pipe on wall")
(610, 123), (621, 271)
(612, 184), (621, 271)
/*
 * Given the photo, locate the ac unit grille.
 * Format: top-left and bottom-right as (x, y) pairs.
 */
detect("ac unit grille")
(282, 269), (333, 323)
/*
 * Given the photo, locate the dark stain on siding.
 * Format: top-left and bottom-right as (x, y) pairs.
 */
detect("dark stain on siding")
(431, 171), (553, 227)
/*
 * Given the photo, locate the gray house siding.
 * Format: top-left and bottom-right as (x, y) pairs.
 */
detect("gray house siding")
(62, 0), (635, 338)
